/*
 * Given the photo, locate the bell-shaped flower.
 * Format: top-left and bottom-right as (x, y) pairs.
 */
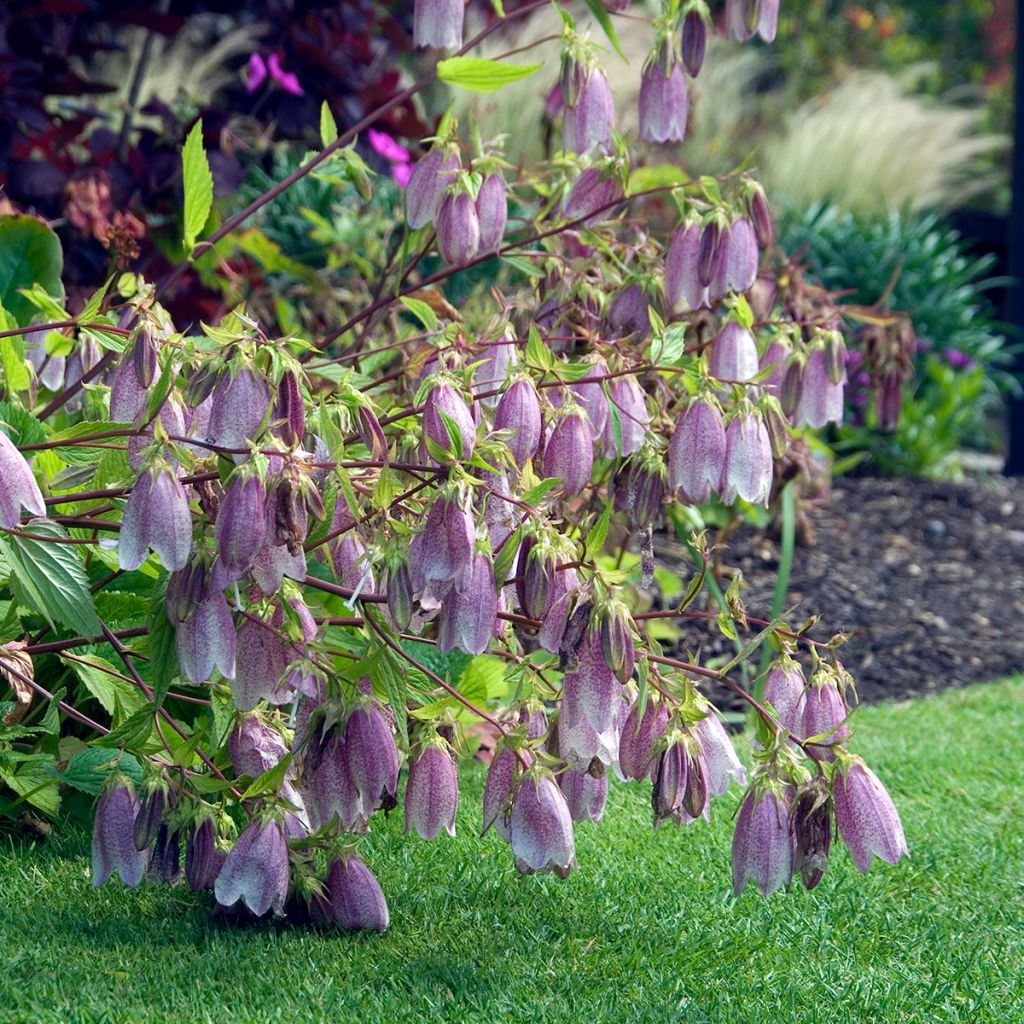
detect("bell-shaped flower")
(731, 784), (794, 896)
(406, 147), (460, 229)
(206, 367), (270, 450)
(216, 470), (267, 575)
(345, 702), (400, 814)
(709, 322), (759, 383)
(791, 777), (832, 889)
(833, 756), (909, 873)
(602, 374), (650, 458)
(231, 612), (292, 711)
(639, 61), (688, 143)
(423, 380), (476, 460)
(92, 780), (148, 888)
(251, 542), (307, 594)
(476, 173), (508, 254)
(542, 408), (594, 498)
(404, 742), (458, 839)
(665, 222), (708, 313)
(214, 817), (290, 917)
(802, 670), (851, 760)
(711, 219), (759, 298)
(565, 67), (615, 154)
(437, 190), (480, 267)
(510, 769), (577, 877)
(668, 398), (726, 504)
(184, 815), (222, 892)
(759, 337), (792, 399)
(437, 551), (498, 655)
(326, 855), (390, 931)
(177, 592), (236, 683)
(605, 284), (651, 342)
(721, 412), (773, 506)
(695, 709), (747, 795)
(795, 347), (845, 429)
(229, 713), (288, 779)
(557, 632), (621, 770)
(482, 744), (528, 842)
(413, 0), (463, 50)
(494, 378), (542, 468)
(119, 464), (192, 571)
(0, 429), (46, 530)
(536, 567), (580, 654)
(763, 658), (807, 736)
(409, 493), (475, 598)
(302, 729), (366, 832)
(618, 696), (669, 782)
(558, 766), (607, 824)
(563, 166), (622, 226)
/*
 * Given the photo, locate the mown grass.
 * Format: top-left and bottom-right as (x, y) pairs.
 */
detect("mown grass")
(2, 679), (1022, 1024)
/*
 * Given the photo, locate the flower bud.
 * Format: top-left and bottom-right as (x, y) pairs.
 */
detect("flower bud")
(795, 347), (845, 429)
(119, 465), (193, 572)
(833, 757), (909, 873)
(726, 0), (759, 41)
(602, 374), (650, 458)
(274, 370), (305, 447)
(731, 785), (794, 897)
(437, 191), (481, 266)
(133, 781), (172, 852)
(404, 743), (458, 839)
(791, 778), (832, 889)
(709, 322), (759, 382)
(510, 771), (577, 877)
(406, 148), (460, 229)
(423, 381), (476, 460)
(147, 823), (182, 884)
(357, 405), (388, 462)
(0, 429), (46, 530)
(760, 337), (791, 399)
(712, 219), (759, 298)
(651, 742), (686, 828)
(763, 659), (806, 736)
(215, 818), (290, 917)
(681, 10), (708, 76)
(482, 744), (528, 841)
(386, 562), (414, 631)
(781, 359), (804, 417)
(516, 537), (554, 621)
(184, 362), (221, 409)
(413, 0), (463, 50)
(132, 329), (158, 390)
(217, 470), (267, 574)
(345, 702), (400, 814)
(542, 409), (594, 498)
(618, 696), (669, 782)
(92, 780), (148, 888)
(556, 595), (592, 671)
(762, 399), (790, 460)
(184, 815), (221, 892)
(494, 378), (542, 468)
(802, 670), (850, 760)
(722, 412), (773, 506)
(206, 367), (271, 450)
(664, 222), (708, 313)
(639, 61), (688, 144)
(668, 398), (726, 504)
(558, 766), (608, 823)
(229, 714), (288, 778)
(598, 603), (635, 683)
(476, 173), (508, 254)
(697, 221), (725, 288)
(623, 459), (666, 530)
(326, 856), (390, 931)
(682, 743), (710, 820)
(748, 187), (774, 248)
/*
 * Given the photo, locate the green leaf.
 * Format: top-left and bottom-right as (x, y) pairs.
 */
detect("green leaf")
(376, 645), (409, 744)
(78, 276), (114, 324)
(0, 216), (65, 327)
(45, 421), (133, 465)
(399, 296), (439, 332)
(585, 502), (613, 561)
(55, 747), (142, 796)
(93, 705), (155, 750)
(320, 102), (338, 147)
(525, 325), (554, 371)
(0, 317), (31, 392)
(627, 163), (689, 195)
(0, 401), (46, 446)
(147, 577), (178, 704)
(0, 522), (101, 637)
(582, 0), (627, 60)
(437, 56), (543, 94)
(66, 654), (145, 722)
(182, 120), (214, 251)
(0, 759), (60, 815)
(241, 755), (292, 799)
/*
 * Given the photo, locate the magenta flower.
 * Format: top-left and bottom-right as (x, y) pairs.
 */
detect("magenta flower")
(246, 53), (268, 94)
(215, 818), (290, 917)
(0, 429), (46, 530)
(731, 786), (794, 897)
(510, 770), (577, 877)
(92, 781), (148, 888)
(326, 856), (390, 932)
(267, 54), (303, 96)
(368, 129), (410, 164)
(119, 465), (193, 571)
(668, 398), (726, 504)
(404, 743), (459, 839)
(833, 757), (909, 873)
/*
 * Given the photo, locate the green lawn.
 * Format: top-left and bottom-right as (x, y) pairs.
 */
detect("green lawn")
(2, 679), (1023, 1024)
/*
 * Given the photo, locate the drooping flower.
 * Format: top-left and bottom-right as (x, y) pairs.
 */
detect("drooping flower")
(763, 658), (807, 736)
(711, 219), (759, 298)
(437, 551), (498, 655)
(721, 412), (773, 506)
(118, 465), (193, 571)
(709, 322), (759, 383)
(0, 428), (46, 530)
(409, 492), (475, 598)
(92, 780), (148, 889)
(494, 378), (543, 467)
(406, 148), (460, 229)
(667, 398), (726, 504)
(320, 856), (391, 933)
(345, 702), (400, 814)
(229, 714), (289, 779)
(618, 696), (669, 782)
(214, 818), (290, 917)
(302, 729), (366, 832)
(436, 191), (481, 267)
(558, 766), (608, 823)
(482, 744), (528, 842)
(681, 9), (708, 76)
(216, 469), (267, 575)
(557, 631), (622, 770)
(605, 284), (652, 342)
(602, 374), (650, 459)
(833, 756), (909, 873)
(176, 592), (236, 683)
(205, 367), (271, 451)
(802, 670), (851, 760)
(231, 612), (292, 711)
(413, 0), (464, 50)
(564, 67), (615, 154)
(404, 743), (458, 839)
(476, 173), (508, 254)
(791, 778), (833, 890)
(731, 785), (794, 897)
(795, 347), (845, 429)
(638, 61), (688, 143)
(542, 409), (594, 498)
(510, 770), (577, 877)
(184, 815), (222, 892)
(423, 381), (476, 460)
(695, 709), (747, 795)
(563, 166), (622, 226)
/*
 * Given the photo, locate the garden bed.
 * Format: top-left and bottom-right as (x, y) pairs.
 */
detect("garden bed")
(657, 474), (1024, 706)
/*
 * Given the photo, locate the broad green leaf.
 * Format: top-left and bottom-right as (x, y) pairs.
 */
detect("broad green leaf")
(320, 101), (338, 147)
(241, 755), (292, 798)
(582, 0), (627, 60)
(0, 216), (65, 327)
(182, 120), (214, 251)
(585, 502), (613, 560)
(66, 653), (145, 721)
(147, 577), (178, 703)
(93, 704), (156, 750)
(0, 522), (101, 637)
(78, 276), (114, 324)
(399, 296), (439, 332)
(437, 56), (543, 94)
(0, 759), (60, 815)
(627, 163), (689, 195)
(46, 421), (134, 466)
(0, 401), (46, 446)
(54, 747), (143, 795)
(0, 335), (30, 392)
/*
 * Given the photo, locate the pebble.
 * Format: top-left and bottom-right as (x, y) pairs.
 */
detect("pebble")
(923, 519), (946, 538)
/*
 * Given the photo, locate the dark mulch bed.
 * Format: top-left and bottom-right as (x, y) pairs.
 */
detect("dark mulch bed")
(654, 475), (1024, 708)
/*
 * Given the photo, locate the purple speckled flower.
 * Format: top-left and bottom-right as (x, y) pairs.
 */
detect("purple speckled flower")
(557, 632), (622, 771)
(176, 592), (236, 683)
(0, 429), (46, 530)
(510, 771), (577, 877)
(639, 62), (688, 143)
(795, 348), (845, 429)
(721, 412), (773, 506)
(542, 409), (594, 498)
(406, 148), (460, 229)
(413, 0), (463, 50)
(345, 702), (400, 814)
(423, 381), (476, 460)
(482, 744), (528, 842)
(802, 671), (851, 760)
(668, 398), (726, 504)
(709, 322), (759, 383)
(618, 696), (669, 782)
(558, 766), (608, 823)
(695, 710), (747, 796)
(326, 856), (390, 931)
(92, 781), (148, 888)
(205, 367), (270, 451)
(229, 714), (288, 779)
(476, 173), (508, 254)
(563, 166), (622, 226)
(732, 786), (793, 897)
(216, 470), (267, 575)
(404, 743), (458, 839)
(495, 378), (543, 468)
(215, 818), (290, 917)
(833, 757), (909, 873)
(602, 374), (650, 458)
(565, 67), (615, 154)
(711, 219), (759, 298)
(119, 465), (192, 572)
(437, 552), (498, 655)
(437, 191), (481, 266)
(763, 659), (807, 736)
(665, 222), (708, 313)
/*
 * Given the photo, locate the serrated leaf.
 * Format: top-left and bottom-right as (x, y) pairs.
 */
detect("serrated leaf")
(437, 56), (543, 94)
(1, 759), (60, 814)
(182, 120), (214, 251)
(241, 754), (292, 798)
(54, 747), (142, 796)
(0, 333), (30, 392)
(78, 276), (114, 324)
(46, 421), (134, 465)
(376, 645), (409, 744)
(66, 653), (145, 721)
(147, 578), (178, 704)
(399, 296), (439, 332)
(93, 705), (155, 750)
(0, 522), (101, 637)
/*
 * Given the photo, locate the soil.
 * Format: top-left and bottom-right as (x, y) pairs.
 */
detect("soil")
(653, 475), (1024, 709)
